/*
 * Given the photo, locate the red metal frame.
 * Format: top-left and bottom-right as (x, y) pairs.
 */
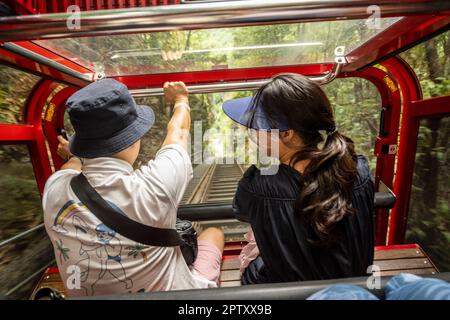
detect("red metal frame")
(382, 57), (423, 245)
(5, 0), (181, 15)
(0, 80), (59, 193)
(388, 93), (450, 245)
(344, 66), (403, 245)
(344, 15), (450, 72)
(2, 0), (39, 15)
(374, 243), (419, 251)
(410, 95), (450, 118)
(0, 42), (93, 87)
(14, 41), (94, 75)
(23, 79), (63, 193)
(43, 86), (77, 170)
(0, 79), (73, 185)
(0, 124), (36, 142)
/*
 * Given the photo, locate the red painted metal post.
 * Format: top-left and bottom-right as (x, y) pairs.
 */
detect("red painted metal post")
(50, 0), (58, 12)
(382, 57), (423, 245)
(63, 0), (69, 12)
(13, 0), (38, 14)
(345, 66), (403, 245)
(21, 79), (61, 193)
(43, 86), (77, 171)
(37, 0), (47, 13)
(28, 124), (53, 193)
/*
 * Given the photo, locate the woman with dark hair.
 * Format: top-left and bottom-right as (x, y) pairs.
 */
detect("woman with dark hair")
(222, 73), (375, 284)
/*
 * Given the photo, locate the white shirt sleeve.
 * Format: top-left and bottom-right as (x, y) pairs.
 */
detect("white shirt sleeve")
(42, 169), (80, 213)
(137, 144), (193, 206)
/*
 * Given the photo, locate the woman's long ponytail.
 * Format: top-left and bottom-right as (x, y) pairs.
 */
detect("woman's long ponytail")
(293, 131), (357, 244)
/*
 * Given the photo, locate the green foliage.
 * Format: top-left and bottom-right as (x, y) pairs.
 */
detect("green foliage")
(420, 78), (450, 98)
(0, 157), (43, 240)
(324, 78), (380, 173)
(0, 66), (38, 124)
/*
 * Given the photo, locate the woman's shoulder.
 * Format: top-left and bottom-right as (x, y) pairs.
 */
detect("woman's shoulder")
(238, 155), (371, 197)
(238, 164), (301, 200)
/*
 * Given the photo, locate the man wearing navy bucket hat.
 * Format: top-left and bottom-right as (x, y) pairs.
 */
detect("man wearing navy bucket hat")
(42, 79), (224, 297)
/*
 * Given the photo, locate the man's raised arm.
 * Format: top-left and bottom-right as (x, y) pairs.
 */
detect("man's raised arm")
(162, 81), (191, 151)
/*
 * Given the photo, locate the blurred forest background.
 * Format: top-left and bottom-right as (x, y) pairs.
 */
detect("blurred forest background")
(0, 20), (448, 299)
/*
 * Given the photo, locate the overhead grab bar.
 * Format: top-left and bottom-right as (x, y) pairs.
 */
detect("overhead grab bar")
(129, 63), (343, 97)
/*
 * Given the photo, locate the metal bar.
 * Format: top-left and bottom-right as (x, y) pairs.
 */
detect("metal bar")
(410, 95), (450, 118)
(178, 203), (234, 221)
(130, 80), (266, 96)
(130, 64), (341, 96)
(0, 0), (449, 41)
(5, 260), (55, 297)
(0, 42), (94, 82)
(75, 272), (450, 300)
(0, 223), (45, 249)
(117, 63), (332, 89)
(177, 192), (400, 221)
(129, 77), (327, 96)
(0, 124), (36, 142)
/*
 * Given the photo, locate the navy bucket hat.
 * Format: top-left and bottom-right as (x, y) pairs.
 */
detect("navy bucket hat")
(67, 78), (155, 158)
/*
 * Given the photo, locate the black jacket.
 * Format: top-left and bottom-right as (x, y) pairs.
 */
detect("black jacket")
(233, 155), (375, 284)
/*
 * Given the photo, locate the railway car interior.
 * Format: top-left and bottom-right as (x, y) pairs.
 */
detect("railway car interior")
(0, 0), (449, 300)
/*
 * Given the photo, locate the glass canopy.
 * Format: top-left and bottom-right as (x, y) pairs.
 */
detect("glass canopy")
(34, 17), (401, 77)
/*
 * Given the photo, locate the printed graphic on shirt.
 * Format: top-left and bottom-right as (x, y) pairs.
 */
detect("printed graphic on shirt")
(126, 243), (149, 262)
(52, 200), (134, 295)
(55, 238), (70, 263)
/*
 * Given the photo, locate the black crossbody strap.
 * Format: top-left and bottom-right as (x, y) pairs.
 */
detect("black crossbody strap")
(70, 173), (181, 247)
